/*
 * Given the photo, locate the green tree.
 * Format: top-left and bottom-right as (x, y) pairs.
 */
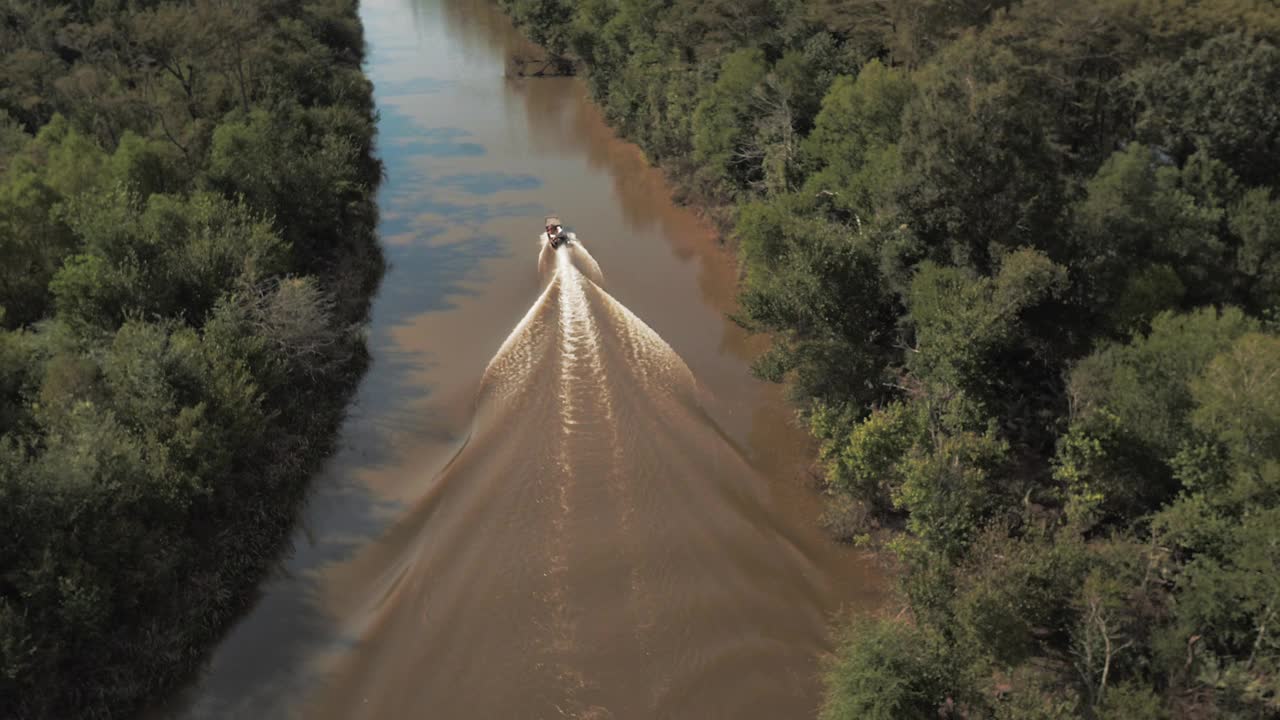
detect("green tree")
(1072, 145), (1244, 321)
(802, 60), (914, 218)
(894, 37), (1066, 271)
(816, 400), (923, 514)
(1131, 33), (1280, 187)
(953, 528), (1091, 667)
(1056, 307), (1258, 522)
(736, 212), (899, 408)
(1166, 507), (1280, 715)
(895, 422), (1008, 559)
(906, 249), (1068, 429)
(1191, 333), (1280, 471)
(821, 615), (980, 720)
(1230, 188), (1280, 310)
(691, 48), (769, 193)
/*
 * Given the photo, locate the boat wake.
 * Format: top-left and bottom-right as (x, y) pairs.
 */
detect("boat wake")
(307, 240), (830, 719)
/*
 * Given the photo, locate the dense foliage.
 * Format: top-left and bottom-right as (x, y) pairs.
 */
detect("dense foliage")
(500, 0), (1280, 716)
(0, 1), (383, 717)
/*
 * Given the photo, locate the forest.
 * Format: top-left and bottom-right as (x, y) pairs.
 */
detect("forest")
(0, 1), (382, 717)
(498, 0), (1280, 717)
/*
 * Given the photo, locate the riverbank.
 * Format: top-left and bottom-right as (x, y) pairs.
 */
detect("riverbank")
(495, 2), (1280, 718)
(0, 3), (383, 717)
(143, 1), (885, 718)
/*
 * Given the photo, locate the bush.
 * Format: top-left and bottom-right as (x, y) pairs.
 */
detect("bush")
(821, 616), (979, 720)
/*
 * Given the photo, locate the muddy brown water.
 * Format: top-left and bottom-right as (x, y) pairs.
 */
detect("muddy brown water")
(154, 0), (886, 717)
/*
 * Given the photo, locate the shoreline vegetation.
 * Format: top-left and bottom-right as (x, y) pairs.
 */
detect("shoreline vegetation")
(0, 1), (383, 718)
(498, 1), (1280, 718)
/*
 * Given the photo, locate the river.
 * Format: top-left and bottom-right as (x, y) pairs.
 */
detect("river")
(156, 0), (885, 717)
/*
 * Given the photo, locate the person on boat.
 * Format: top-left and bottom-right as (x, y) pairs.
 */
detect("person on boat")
(543, 216), (572, 249)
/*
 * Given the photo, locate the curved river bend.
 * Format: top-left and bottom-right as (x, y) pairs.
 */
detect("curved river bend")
(157, 1), (885, 717)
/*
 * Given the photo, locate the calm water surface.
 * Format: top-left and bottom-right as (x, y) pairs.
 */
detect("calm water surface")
(158, 1), (885, 717)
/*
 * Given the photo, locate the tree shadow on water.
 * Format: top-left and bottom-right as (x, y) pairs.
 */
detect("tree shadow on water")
(151, 439), (399, 719)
